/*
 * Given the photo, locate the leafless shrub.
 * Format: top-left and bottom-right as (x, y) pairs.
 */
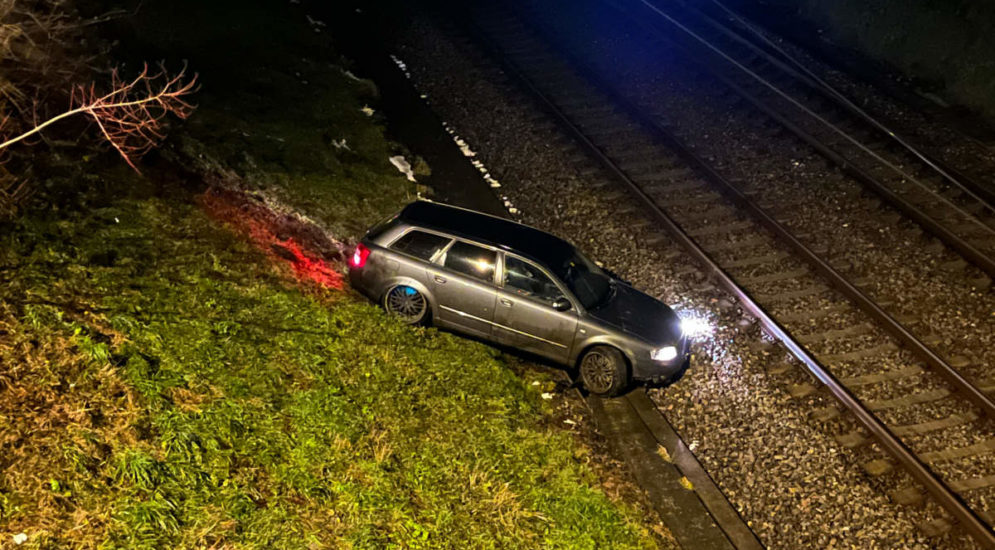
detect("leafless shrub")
(0, 2), (195, 219)
(69, 64), (198, 172)
(0, 0), (93, 218)
(0, 0), (92, 126)
(0, 171), (30, 219)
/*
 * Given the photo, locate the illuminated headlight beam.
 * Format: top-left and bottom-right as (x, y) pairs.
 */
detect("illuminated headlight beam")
(679, 312), (715, 339)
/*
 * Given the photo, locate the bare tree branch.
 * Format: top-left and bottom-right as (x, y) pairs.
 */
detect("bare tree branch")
(0, 63), (198, 172)
(0, 65), (197, 172)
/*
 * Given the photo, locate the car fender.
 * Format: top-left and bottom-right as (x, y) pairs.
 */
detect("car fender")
(570, 333), (639, 372)
(377, 275), (438, 319)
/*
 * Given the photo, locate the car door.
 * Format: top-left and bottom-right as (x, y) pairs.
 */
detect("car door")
(427, 239), (499, 339)
(493, 253), (578, 363)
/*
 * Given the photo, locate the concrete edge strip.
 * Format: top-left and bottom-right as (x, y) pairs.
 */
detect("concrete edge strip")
(626, 390), (766, 550)
(588, 394), (745, 549)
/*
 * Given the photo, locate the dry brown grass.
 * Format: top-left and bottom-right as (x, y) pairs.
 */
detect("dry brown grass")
(0, 306), (144, 547)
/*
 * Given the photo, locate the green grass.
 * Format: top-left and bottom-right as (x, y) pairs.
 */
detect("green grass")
(0, 195), (659, 548)
(175, 61), (417, 238)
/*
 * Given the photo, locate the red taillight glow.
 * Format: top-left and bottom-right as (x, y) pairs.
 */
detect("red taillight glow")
(199, 188), (344, 290)
(350, 243), (371, 268)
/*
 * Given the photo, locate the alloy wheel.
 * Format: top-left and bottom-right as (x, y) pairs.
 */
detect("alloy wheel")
(582, 351), (616, 394)
(386, 285), (427, 323)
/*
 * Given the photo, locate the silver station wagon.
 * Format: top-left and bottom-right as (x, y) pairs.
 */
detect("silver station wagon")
(348, 200), (690, 396)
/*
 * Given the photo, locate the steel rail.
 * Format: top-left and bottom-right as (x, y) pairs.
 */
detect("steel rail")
(463, 5), (995, 546)
(679, 0), (995, 210)
(631, 0), (995, 234)
(608, 0), (995, 281)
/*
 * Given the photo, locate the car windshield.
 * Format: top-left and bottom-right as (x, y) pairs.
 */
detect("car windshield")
(553, 249), (613, 310)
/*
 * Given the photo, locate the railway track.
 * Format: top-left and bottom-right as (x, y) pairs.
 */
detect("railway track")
(612, 0), (995, 281)
(686, 0), (995, 185)
(512, 0), (995, 383)
(452, 1), (995, 546)
(638, 0), (995, 204)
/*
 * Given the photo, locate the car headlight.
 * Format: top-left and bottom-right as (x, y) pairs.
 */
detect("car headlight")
(651, 346), (678, 362)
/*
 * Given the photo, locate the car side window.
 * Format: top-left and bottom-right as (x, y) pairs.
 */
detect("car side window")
(503, 255), (565, 305)
(443, 241), (496, 283)
(390, 230), (452, 261)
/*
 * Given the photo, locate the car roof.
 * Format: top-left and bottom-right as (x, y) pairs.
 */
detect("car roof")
(398, 200), (576, 266)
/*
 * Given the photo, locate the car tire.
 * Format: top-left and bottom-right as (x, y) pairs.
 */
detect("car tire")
(383, 284), (430, 325)
(579, 346), (629, 397)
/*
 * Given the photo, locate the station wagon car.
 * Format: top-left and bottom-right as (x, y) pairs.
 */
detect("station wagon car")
(348, 200), (690, 396)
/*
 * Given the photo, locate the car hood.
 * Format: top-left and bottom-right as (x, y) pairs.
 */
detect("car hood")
(588, 282), (682, 345)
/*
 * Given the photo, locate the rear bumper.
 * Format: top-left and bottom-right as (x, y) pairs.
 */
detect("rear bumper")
(348, 267), (374, 300)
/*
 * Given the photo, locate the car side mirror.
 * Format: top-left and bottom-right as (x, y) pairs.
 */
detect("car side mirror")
(552, 297), (571, 311)
(604, 268), (630, 286)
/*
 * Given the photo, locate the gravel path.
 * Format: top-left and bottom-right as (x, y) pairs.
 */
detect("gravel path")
(389, 10), (967, 549)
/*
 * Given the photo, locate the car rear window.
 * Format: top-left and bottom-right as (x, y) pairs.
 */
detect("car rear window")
(444, 241), (496, 283)
(390, 230), (451, 261)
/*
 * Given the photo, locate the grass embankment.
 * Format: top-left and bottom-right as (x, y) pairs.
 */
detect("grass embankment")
(1, 195), (653, 548)
(0, 0), (662, 547)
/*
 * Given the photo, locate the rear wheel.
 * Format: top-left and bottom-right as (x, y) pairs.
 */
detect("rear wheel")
(383, 284), (430, 325)
(579, 346), (628, 396)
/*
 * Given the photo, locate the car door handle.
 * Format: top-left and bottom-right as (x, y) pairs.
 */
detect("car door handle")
(499, 298), (513, 307)
(434, 275), (447, 284)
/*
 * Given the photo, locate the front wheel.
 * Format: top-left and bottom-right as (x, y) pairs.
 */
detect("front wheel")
(383, 284), (430, 325)
(579, 346), (629, 397)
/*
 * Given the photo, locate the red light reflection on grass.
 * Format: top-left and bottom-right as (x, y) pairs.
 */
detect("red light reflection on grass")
(200, 189), (344, 290)
(275, 237), (343, 288)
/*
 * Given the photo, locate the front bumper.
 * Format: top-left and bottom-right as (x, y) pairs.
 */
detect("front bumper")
(647, 355), (691, 386)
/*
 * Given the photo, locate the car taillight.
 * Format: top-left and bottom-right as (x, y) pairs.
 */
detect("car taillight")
(350, 243), (371, 268)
